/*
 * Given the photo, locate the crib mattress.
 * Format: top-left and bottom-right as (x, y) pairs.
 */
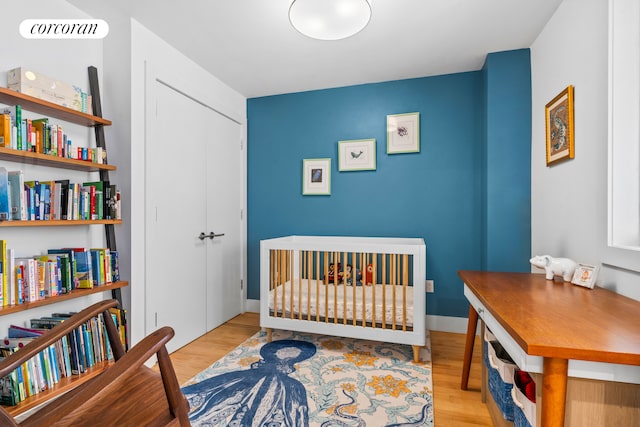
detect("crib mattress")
(268, 279), (414, 327)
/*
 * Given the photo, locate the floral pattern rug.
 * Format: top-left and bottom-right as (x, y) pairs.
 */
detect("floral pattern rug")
(181, 329), (433, 426)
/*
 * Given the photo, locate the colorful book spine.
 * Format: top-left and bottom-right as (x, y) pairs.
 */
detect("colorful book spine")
(0, 167), (9, 221)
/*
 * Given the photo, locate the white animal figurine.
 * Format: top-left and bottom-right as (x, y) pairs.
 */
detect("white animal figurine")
(529, 255), (577, 282)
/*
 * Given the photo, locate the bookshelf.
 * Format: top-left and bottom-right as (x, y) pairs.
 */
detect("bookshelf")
(0, 68), (128, 414)
(0, 146), (116, 172)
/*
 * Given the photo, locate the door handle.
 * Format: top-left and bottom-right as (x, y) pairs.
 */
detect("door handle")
(198, 232), (225, 240)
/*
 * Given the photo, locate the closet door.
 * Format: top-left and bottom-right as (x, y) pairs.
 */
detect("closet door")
(145, 81), (209, 352)
(205, 111), (243, 330)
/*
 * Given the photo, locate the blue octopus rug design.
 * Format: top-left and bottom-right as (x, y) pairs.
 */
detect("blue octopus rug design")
(181, 330), (434, 427)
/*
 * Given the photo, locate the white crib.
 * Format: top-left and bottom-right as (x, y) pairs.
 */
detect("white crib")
(260, 235), (426, 362)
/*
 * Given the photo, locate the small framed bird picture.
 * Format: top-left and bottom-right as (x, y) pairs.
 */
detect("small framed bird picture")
(338, 138), (376, 171)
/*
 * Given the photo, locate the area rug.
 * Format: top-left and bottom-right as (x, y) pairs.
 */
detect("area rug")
(181, 329), (433, 426)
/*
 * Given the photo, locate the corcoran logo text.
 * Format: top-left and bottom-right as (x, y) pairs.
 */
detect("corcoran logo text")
(20, 19), (109, 39)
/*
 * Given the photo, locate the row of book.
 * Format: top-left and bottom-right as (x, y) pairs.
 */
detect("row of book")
(0, 168), (121, 222)
(0, 106), (107, 163)
(0, 308), (127, 406)
(0, 240), (120, 307)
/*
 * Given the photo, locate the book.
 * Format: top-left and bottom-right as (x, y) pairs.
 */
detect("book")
(15, 105), (21, 151)
(7, 170), (25, 220)
(8, 325), (44, 338)
(55, 179), (69, 220)
(66, 249), (92, 289)
(24, 181), (39, 221)
(15, 258), (37, 303)
(0, 167), (9, 221)
(89, 249), (107, 286)
(31, 118), (48, 154)
(48, 249), (78, 290)
(7, 248), (15, 305)
(0, 113), (11, 147)
(0, 240), (6, 306)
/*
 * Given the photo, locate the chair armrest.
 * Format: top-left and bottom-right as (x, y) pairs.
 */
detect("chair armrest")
(0, 299), (123, 380)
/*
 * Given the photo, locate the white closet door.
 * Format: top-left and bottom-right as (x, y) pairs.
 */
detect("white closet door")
(145, 80), (209, 353)
(205, 111), (242, 330)
(145, 78), (243, 353)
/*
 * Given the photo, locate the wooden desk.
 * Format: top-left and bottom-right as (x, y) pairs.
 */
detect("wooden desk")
(459, 270), (640, 427)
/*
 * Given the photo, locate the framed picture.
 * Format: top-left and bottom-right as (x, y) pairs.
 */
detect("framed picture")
(571, 263), (599, 289)
(545, 85), (575, 166)
(302, 158), (331, 195)
(338, 139), (376, 171)
(387, 112), (420, 154)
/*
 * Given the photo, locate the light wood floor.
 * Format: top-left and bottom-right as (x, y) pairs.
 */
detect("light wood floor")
(162, 313), (492, 426)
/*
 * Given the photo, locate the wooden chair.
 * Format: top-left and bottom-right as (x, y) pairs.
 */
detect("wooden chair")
(0, 299), (190, 426)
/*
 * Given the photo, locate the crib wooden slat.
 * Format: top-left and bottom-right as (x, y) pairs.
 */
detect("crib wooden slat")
(360, 252), (365, 327)
(271, 250), (276, 318)
(306, 250), (312, 321)
(403, 254), (408, 331)
(342, 251), (347, 325)
(289, 250), (294, 319)
(324, 251), (329, 323)
(382, 253), (387, 329)
(371, 253), (376, 328)
(316, 251), (322, 322)
(392, 253), (397, 330)
(333, 252), (340, 323)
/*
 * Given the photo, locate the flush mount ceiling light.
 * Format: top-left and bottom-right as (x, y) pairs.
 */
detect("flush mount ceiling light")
(289, 0), (372, 41)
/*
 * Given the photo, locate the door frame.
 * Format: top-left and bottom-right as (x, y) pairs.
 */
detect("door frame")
(130, 21), (247, 348)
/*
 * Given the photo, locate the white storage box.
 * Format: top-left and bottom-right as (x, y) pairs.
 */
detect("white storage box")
(7, 67), (83, 111)
(512, 370), (536, 427)
(487, 340), (517, 421)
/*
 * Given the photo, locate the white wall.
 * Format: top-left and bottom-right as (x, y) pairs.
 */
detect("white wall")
(0, 0), (111, 332)
(531, 0), (640, 300)
(66, 0), (134, 341)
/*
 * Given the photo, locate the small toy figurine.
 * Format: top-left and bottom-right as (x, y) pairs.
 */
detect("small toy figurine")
(344, 264), (363, 286)
(365, 263), (375, 286)
(326, 262), (342, 284)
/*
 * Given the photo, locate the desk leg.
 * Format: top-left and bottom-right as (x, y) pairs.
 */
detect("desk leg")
(542, 357), (568, 427)
(461, 305), (479, 390)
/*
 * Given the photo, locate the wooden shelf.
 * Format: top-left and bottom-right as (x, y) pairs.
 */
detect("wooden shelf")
(0, 281), (128, 317)
(0, 147), (116, 172)
(5, 360), (113, 417)
(0, 87), (111, 127)
(0, 219), (122, 227)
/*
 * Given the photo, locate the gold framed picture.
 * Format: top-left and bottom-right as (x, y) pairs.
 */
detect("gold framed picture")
(545, 85), (575, 166)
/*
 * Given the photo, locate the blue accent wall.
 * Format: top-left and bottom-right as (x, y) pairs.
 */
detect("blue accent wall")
(482, 49), (532, 272)
(247, 49), (531, 318)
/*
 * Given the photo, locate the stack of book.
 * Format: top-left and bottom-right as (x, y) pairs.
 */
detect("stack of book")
(0, 107), (105, 162)
(0, 167), (121, 222)
(0, 307), (127, 406)
(0, 240), (120, 307)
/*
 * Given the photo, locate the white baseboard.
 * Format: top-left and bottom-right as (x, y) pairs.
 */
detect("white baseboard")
(244, 299), (470, 334)
(245, 298), (260, 313)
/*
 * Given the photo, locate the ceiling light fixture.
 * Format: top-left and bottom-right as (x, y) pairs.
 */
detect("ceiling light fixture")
(289, 0), (372, 41)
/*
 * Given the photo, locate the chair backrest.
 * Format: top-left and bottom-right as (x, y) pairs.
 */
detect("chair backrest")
(0, 299), (190, 426)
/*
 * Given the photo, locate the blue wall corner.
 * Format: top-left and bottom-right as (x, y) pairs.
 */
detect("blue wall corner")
(482, 49), (532, 272)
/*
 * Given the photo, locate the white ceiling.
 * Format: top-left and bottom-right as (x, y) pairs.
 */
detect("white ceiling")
(76, 0), (564, 98)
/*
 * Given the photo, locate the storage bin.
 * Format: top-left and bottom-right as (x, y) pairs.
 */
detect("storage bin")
(486, 340), (517, 421)
(512, 370), (536, 427)
(483, 327), (496, 367)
